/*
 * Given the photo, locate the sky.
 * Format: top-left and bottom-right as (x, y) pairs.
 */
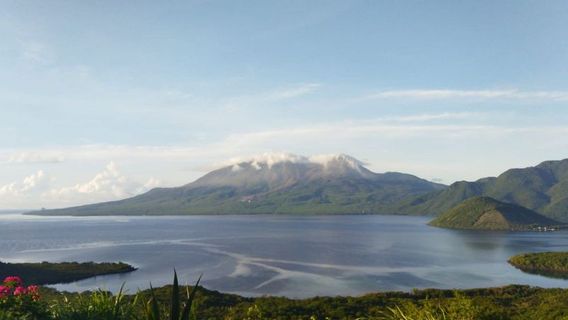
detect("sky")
(2, 0), (568, 209)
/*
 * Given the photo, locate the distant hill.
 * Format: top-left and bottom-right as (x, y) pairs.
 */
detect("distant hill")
(396, 158), (568, 222)
(29, 154), (445, 216)
(429, 197), (560, 231)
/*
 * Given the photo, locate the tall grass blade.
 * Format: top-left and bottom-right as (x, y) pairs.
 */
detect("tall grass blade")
(113, 282), (125, 318)
(180, 274), (202, 320)
(148, 283), (160, 320)
(171, 270), (180, 320)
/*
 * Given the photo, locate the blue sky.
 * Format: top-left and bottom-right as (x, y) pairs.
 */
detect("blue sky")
(2, 0), (568, 208)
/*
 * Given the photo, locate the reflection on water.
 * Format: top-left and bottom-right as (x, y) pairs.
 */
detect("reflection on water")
(1, 214), (568, 298)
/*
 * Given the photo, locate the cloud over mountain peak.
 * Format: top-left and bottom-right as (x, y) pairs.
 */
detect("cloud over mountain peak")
(225, 152), (366, 171)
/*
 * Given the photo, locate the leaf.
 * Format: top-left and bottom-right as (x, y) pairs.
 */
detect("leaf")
(113, 282), (125, 318)
(180, 274), (202, 320)
(171, 270), (180, 320)
(148, 283), (160, 320)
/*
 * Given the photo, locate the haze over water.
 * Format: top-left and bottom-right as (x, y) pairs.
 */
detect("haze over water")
(1, 213), (568, 298)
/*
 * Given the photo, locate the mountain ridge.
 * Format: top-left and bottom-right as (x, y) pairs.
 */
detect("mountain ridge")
(395, 158), (568, 221)
(29, 153), (445, 216)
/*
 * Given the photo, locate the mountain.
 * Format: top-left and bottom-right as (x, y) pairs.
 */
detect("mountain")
(429, 196), (560, 231)
(30, 154), (445, 216)
(395, 158), (568, 222)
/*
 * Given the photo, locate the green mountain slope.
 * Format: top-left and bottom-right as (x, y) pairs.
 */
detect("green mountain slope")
(29, 154), (445, 216)
(397, 158), (568, 221)
(429, 196), (560, 230)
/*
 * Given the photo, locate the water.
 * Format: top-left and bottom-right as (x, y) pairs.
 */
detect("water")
(1, 214), (568, 298)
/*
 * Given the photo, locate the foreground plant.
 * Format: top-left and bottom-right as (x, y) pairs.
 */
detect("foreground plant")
(0, 275), (49, 319)
(377, 293), (480, 320)
(50, 272), (201, 320)
(378, 305), (447, 320)
(50, 284), (138, 320)
(145, 271), (201, 320)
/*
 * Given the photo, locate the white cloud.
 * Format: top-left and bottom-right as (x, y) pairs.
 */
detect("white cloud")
(7, 152), (65, 164)
(0, 170), (49, 197)
(364, 89), (568, 101)
(3, 118), (567, 162)
(3, 118), (567, 174)
(308, 154), (366, 168)
(231, 164), (243, 172)
(137, 177), (162, 194)
(218, 152), (365, 170)
(2, 114), (568, 209)
(222, 83), (321, 112)
(45, 162), (160, 206)
(220, 123), (568, 152)
(0, 162), (161, 208)
(19, 40), (54, 65)
(21, 170), (48, 192)
(382, 112), (477, 122)
(265, 83), (321, 100)
(223, 152), (308, 168)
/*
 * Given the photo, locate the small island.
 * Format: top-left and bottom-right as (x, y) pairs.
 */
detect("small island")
(509, 252), (568, 279)
(0, 261), (136, 285)
(429, 196), (561, 231)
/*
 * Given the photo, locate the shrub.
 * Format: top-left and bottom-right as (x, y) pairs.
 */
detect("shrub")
(49, 285), (138, 320)
(0, 276), (49, 319)
(144, 270), (201, 320)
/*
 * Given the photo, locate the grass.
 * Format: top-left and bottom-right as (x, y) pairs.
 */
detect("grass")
(45, 271), (201, 320)
(31, 283), (568, 319)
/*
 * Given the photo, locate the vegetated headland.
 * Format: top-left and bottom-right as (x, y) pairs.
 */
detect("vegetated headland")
(509, 252), (568, 279)
(0, 261), (136, 285)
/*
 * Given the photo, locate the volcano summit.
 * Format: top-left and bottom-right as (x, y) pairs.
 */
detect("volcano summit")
(32, 153), (444, 216)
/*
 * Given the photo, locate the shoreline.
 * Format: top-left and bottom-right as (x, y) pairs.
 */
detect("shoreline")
(0, 261), (137, 286)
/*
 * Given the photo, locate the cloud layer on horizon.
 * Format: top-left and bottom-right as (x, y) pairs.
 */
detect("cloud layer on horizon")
(0, 162), (160, 209)
(364, 89), (568, 101)
(2, 108), (568, 209)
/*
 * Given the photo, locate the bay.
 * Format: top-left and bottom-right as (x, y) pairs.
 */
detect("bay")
(1, 214), (568, 298)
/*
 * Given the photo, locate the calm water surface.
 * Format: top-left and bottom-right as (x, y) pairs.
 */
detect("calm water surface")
(1, 214), (568, 298)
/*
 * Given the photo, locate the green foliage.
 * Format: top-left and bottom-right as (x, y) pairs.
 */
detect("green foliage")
(380, 305), (447, 320)
(50, 285), (138, 320)
(46, 272), (202, 320)
(397, 158), (568, 222)
(9, 273), (568, 319)
(0, 276), (49, 320)
(509, 252), (568, 278)
(143, 271), (201, 320)
(0, 261), (136, 285)
(429, 196), (559, 230)
(378, 298), (479, 320)
(153, 285), (568, 319)
(243, 304), (264, 320)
